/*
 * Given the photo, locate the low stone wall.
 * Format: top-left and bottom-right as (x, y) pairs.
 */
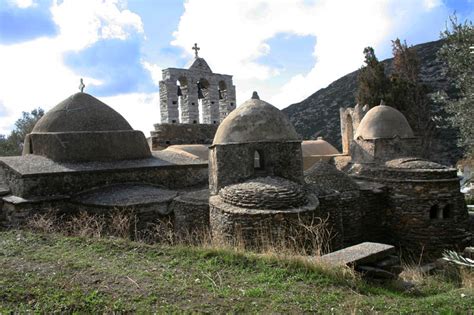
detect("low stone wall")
(209, 195), (329, 253)
(151, 124), (218, 150)
(171, 189), (210, 239)
(356, 180), (389, 243)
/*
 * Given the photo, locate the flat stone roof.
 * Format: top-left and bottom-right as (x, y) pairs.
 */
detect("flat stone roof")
(72, 183), (178, 208)
(0, 150), (206, 177)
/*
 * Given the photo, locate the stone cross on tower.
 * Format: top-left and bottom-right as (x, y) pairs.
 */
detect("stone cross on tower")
(78, 78), (85, 93)
(192, 43), (200, 58)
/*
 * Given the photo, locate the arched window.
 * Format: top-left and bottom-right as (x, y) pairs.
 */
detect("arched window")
(443, 204), (452, 219)
(254, 150), (264, 170)
(430, 204), (442, 219)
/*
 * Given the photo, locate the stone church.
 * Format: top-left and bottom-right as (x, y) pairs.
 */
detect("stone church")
(0, 46), (471, 259)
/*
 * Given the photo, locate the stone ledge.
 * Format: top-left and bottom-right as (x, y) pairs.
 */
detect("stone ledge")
(318, 242), (396, 266)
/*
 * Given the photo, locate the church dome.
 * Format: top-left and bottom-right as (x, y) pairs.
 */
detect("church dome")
(24, 93), (151, 162)
(213, 95), (299, 145)
(302, 138), (339, 156)
(219, 176), (307, 210)
(33, 93), (133, 133)
(304, 161), (359, 196)
(354, 105), (414, 140)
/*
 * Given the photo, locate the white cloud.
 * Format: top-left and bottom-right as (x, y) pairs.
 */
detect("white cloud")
(51, 0), (144, 51)
(172, 0), (450, 108)
(0, 0), (152, 136)
(102, 92), (160, 136)
(9, 0), (36, 9)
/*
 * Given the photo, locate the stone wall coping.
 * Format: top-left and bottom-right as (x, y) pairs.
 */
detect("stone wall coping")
(0, 151), (207, 178)
(352, 175), (460, 184)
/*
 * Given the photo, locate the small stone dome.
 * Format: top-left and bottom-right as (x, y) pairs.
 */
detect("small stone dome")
(33, 93), (133, 132)
(213, 96), (299, 145)
(23, 93), (151, 162)
(354, 105), (414, 140)
(219, 177), (307, 210)
(305, 161), (359, 196)
(302, 138), (340, 156)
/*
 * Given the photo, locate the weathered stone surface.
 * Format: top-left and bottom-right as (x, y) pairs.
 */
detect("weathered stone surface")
(150, 124), (217, 150)
(0, 151), (207, 199)
(219, 177), (307, 210)
(172, 189), (210, 238)
(23, 93), (151, 162)
(213, 98), (299, 145)
(72, 184), (178, 213)
(159, 56), (236, 124)
(319, 242), (395, 266)
(210, 194), (320, 249)
(354, 105), (414, 140)
(32, 93), (132, 132)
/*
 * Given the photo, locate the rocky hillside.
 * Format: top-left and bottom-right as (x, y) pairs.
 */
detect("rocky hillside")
(282, 39), (462, 165)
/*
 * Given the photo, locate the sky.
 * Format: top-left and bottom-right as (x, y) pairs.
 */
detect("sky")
(0, 0), (472, 136)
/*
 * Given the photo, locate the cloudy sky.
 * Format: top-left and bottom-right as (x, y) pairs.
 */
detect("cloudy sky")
(0, 0), (472, 135)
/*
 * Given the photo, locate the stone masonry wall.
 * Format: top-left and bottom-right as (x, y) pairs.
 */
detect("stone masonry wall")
(150, 124), (218, 150)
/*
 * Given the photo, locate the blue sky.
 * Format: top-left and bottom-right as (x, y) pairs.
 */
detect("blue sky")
(0, 0), (472, 135)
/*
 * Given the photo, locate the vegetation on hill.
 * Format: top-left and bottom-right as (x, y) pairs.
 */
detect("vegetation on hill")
(438, 15), (474, 158)
(283, 15), (473, 164)
(0, 108), (44, 156)
(356, 39), (435, 157)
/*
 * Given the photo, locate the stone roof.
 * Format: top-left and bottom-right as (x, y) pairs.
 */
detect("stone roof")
(23, 93), (150, 162)
(219, 176), (307, 210)
(165, 144), (209, 161)
(33, 93), (132, 132)
(302, 138), (339, 156)
(188, 57), (213, 73)
(385, 157), (446, 170)
(213, 97), (299, 145)
(304, 161), (359, 195)
(354, 105), (414, 140)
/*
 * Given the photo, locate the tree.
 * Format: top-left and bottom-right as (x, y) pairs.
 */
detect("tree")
(389, 38), (435, 156)
(356, 47), (391, 107)
(438, 15), (474, 158)
(0, 108), (44, 156)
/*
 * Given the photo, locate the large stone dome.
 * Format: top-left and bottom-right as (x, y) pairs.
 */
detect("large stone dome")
(213, 96), (299, 145)
(23, 93), (151, 162)
(354, 105), (414, 140)
(33, 93), (133, 132)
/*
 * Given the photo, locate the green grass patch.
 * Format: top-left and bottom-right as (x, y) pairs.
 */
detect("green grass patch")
(0, 230), (473, 313)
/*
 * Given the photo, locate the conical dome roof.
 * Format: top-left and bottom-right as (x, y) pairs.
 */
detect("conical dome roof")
(304, 161), (359, 195)
(213, 96), (299, 145)
(33, 93), (132, 133)
(354, 105), (414, 140)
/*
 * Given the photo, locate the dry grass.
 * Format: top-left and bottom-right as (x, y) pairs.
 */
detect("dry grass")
(26, 209), (335, 262)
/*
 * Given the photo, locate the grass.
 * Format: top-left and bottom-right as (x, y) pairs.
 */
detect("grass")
(1, 229), (473, 313)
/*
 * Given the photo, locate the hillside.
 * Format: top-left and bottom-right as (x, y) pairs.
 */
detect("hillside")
(282, 39), (462, 165)
(1, 230), (473, 313)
